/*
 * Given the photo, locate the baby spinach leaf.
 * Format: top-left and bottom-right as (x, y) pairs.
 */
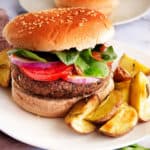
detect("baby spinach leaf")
(75, 49), (109, 78)
(8, 49), (47, 62)
(101, 46), (117, 61)
(54, 50), (79, 65)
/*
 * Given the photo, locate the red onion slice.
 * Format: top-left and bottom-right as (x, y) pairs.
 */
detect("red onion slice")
(10, 55), (101, 84)
(64, 75), (100, 84)
(9, 55), (61, 69)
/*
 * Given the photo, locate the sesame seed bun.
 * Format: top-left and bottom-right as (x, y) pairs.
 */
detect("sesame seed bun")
(55, 0), (119, 16)
(3, 8), (114, 52)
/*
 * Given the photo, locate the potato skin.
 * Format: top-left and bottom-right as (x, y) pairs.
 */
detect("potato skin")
(0, 49), (11, 87)
(115, 80), (131, 103)
(119, 54), (150, 77)
(130, 72), (150, 122)
(114, 67), (131, 82)
(65, 95), (99, 134)
(99, 104), (138, 137)
(85, 90), (123, 123)
(66, 117), (96, 134)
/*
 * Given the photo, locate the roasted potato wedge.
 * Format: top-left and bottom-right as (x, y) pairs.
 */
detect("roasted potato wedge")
(0, 49), (11, 87)
(119, 54), (150, 77)
(65, 117), (96, 134)
(65, 95), (100, 121)
(0, 65), (11, 87)
(115, 80), (131, 89)
(114, 67), (131, 82)
(0, 49), (10, 66)
(85, 90), (123, 123)
(130, 72), (150, 122)
(99, 104), (138, 137)
(115, 80), (131, 103)
(65, 95), (99, 134)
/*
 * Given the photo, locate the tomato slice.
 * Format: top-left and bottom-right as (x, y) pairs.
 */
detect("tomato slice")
(99, 45), (107, 52)
(92, 52), (102, 61)
(107, 61), (113, 67)
(20, 63), (73, 81)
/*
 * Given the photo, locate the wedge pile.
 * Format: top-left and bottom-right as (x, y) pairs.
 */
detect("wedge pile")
(65, 54), (150, 137)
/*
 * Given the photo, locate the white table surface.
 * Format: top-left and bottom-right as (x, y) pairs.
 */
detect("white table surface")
(0, 0), (150, 149)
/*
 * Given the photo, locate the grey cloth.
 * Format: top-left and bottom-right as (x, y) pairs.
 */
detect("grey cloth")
(0, 0), (26, 18)
(0, 0), (26, 50)
(0, 8), (11, 50)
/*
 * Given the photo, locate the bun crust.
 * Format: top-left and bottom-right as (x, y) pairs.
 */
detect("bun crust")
(12, 77), (114, 118)
(12, 79), (81, 117)
(3, 8), (114, 52)
(55, 0), (119, 16)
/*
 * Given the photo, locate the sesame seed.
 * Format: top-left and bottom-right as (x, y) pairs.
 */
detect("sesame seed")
(67, 16), (73, 20)
(79, 23), (83, 27)
(49, 19), (55, 22)
(29, 26), (34, 30)
(34, 14), (39, 17)
(66, 19), (72, 23)
(60, 19), (64, 24)
(40, 16), (44, 19)
(45, 17), (49, 21)
(37, 19), (41, 22)
(33, 22), (38, 26)
(38, 24), (42, 27)
(82, 18), (88, 22)
(22, 21), (26, 25)
(46, 21), (49, 24)
(18, 29), (24, 33)
(80, 10), (85, 13)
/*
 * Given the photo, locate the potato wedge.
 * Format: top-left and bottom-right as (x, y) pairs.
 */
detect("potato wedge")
(115, 80), (131, 89)
(65, 95), (99, 134)
(65, 95), (100, 121)
(130, 72), (150, 121)
(114, 67), (131, 82)
(99, 104), (138, 137)
(115, 80), (131, 103)
(0, 49), (10, 66)
(66, 117), (96, 134)
(85, 90), (123, 123)
(0, 65), (10, 87)
(119, 54), (150, 77)
(0, 49), (11, 87)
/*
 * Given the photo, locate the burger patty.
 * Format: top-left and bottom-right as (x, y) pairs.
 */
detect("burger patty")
(12, 65), (110, 99)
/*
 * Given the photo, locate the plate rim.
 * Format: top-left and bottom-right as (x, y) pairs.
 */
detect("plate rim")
(114, 8), (150, 26)
(1, 128), (150, 150)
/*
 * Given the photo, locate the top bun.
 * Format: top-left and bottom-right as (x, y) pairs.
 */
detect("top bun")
(3, 8), (114, 52)
(55, 0), (119, 16)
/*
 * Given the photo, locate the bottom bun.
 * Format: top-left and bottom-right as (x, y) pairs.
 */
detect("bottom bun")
(96, 77), (114, 101)
(12, 78), (114, 118)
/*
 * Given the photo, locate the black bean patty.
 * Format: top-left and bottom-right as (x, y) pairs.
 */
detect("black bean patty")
(12, 65), (110, 99)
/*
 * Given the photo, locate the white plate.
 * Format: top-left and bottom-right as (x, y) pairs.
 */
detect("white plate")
(110, 0), (150, 25)
(18, 0), (150, 25)
(0, 41), (150, 150)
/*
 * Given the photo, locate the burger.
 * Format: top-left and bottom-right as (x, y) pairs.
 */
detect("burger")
(55, 0), (119, 16)
(3, 8), (117, 118)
